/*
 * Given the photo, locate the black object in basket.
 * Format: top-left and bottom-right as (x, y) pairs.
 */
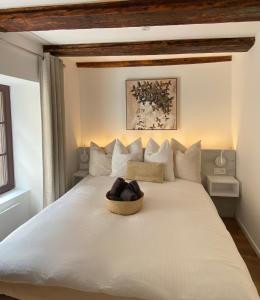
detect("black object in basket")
(106, 178), (144, 215)
(107, 178), (143, 201)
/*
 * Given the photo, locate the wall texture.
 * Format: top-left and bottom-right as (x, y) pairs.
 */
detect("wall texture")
(0, 33), (41, 82)
(11, 83), (43, 215)
(78, 62), (232, 149)
(232, 33), (260, 256)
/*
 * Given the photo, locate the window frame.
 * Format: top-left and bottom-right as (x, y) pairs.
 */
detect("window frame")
(0, 84), (14, 194)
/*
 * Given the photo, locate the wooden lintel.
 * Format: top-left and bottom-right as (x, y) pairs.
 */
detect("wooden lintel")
(1, 0), (260, 32)
(76, 56), (232, 68)
(44, 38), (254, 57)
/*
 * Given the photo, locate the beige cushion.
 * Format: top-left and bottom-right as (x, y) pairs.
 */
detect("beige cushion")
(126, 161), (164, 183)
(170, 139), (201, 183)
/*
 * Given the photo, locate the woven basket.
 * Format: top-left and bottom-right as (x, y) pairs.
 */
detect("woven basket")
(106, 194), (144, 216)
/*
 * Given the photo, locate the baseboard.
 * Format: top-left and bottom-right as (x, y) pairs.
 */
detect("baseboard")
(236, 216), (260, 259)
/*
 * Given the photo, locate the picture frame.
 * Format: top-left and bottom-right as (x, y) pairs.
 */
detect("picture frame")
(126, 78), (177, 130)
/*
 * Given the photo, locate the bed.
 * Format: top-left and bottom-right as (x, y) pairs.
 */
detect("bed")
(0, 176), (258, 300)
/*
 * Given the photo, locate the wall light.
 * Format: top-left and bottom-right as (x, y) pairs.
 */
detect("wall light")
(215, 150), (227, 167)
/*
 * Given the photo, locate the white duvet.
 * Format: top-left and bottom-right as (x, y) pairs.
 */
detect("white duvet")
(0, 176), (258, 300)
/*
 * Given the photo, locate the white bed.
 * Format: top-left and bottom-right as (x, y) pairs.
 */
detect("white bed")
(0, 176), (258, 300)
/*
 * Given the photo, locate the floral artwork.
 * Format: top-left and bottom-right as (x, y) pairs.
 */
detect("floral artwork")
(126, 78), (177, 130)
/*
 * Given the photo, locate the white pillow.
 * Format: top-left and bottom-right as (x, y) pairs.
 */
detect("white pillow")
(89, 140), (115, 176)
(144, 139), (175, 181)
(111, 138), (143, 177)
(171, 139), (201, 183)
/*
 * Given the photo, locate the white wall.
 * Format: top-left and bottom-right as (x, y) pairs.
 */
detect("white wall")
(232, 33), (260, 256)
(0, 75), (43, 216)
(0, 33), (42, 82)
(63, 59), (82, 188)
(11, 83), (43, 215)
(77, 62), (232, 149)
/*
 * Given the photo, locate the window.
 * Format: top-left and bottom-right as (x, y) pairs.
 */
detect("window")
(0, 85), (14, 194)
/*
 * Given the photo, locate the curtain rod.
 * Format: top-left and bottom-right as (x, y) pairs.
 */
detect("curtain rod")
(0, 37), (43, 58)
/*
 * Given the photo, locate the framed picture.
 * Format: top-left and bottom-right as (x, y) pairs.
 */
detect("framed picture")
(126, 78), (177, 130)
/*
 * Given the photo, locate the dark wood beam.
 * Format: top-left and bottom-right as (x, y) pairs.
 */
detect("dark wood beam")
(1, 0), (260, 32)
(76, 56), (232, 68)
(44, 38), (255, 57)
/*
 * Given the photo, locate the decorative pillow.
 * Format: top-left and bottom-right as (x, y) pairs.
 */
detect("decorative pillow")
(89, 140), (116, 176)
(171, 139), (201, 183)
(111, 138), (143, 177)
(144, 139), (175, 181)
(126, 161), (164, 183)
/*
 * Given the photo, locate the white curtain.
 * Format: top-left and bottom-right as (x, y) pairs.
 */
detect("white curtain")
(39, 53), (66, 207)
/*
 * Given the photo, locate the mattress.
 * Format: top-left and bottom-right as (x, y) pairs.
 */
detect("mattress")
(0, 282), (138, 300)
(0, 176), (258, 300)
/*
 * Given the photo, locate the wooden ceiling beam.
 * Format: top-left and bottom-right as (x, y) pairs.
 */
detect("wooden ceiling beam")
(1, 0), (260, 32)
(43, 38), (255, 57)
(76, 56), (232, 68)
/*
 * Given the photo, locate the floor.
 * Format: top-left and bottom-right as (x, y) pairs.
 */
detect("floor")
(223, 218), (260, 295)
(0, 218), (259, 299)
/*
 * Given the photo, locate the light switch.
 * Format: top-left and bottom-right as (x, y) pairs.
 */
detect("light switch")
(214, 168), (226, 175)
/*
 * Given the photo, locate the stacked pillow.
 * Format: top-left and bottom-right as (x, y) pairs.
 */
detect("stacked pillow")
(111, 138), (143, 177)
(171, 139), (201, 183)
(89, 140), (115, 176)
(89, 137), (201, 183)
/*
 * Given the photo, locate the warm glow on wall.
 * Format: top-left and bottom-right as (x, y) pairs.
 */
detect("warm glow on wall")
(81, 131), (233, 150)
(76, 136), (83, 148)
(76, 61), (233, 151)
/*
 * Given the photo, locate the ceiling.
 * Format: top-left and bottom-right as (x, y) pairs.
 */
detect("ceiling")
(27, 21), (260, 63)
(31, 22), (260, 45)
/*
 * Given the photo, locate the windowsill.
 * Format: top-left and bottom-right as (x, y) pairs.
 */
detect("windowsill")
(0, 189), (30, 206)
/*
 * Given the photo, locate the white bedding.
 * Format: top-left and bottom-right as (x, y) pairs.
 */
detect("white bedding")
(0, 176), (258, 300)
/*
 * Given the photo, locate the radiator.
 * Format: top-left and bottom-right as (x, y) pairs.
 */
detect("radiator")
(0, 191), (30, 241)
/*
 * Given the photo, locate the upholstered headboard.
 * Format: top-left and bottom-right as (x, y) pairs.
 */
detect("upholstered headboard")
(77, 147), (236, 187)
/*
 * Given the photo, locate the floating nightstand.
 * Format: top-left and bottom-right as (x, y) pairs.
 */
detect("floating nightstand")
(207, 176), (239, 197)
(207, 175), (239, 218)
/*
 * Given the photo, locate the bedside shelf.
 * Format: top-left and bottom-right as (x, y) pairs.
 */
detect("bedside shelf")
(207, 176), (239, 197)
